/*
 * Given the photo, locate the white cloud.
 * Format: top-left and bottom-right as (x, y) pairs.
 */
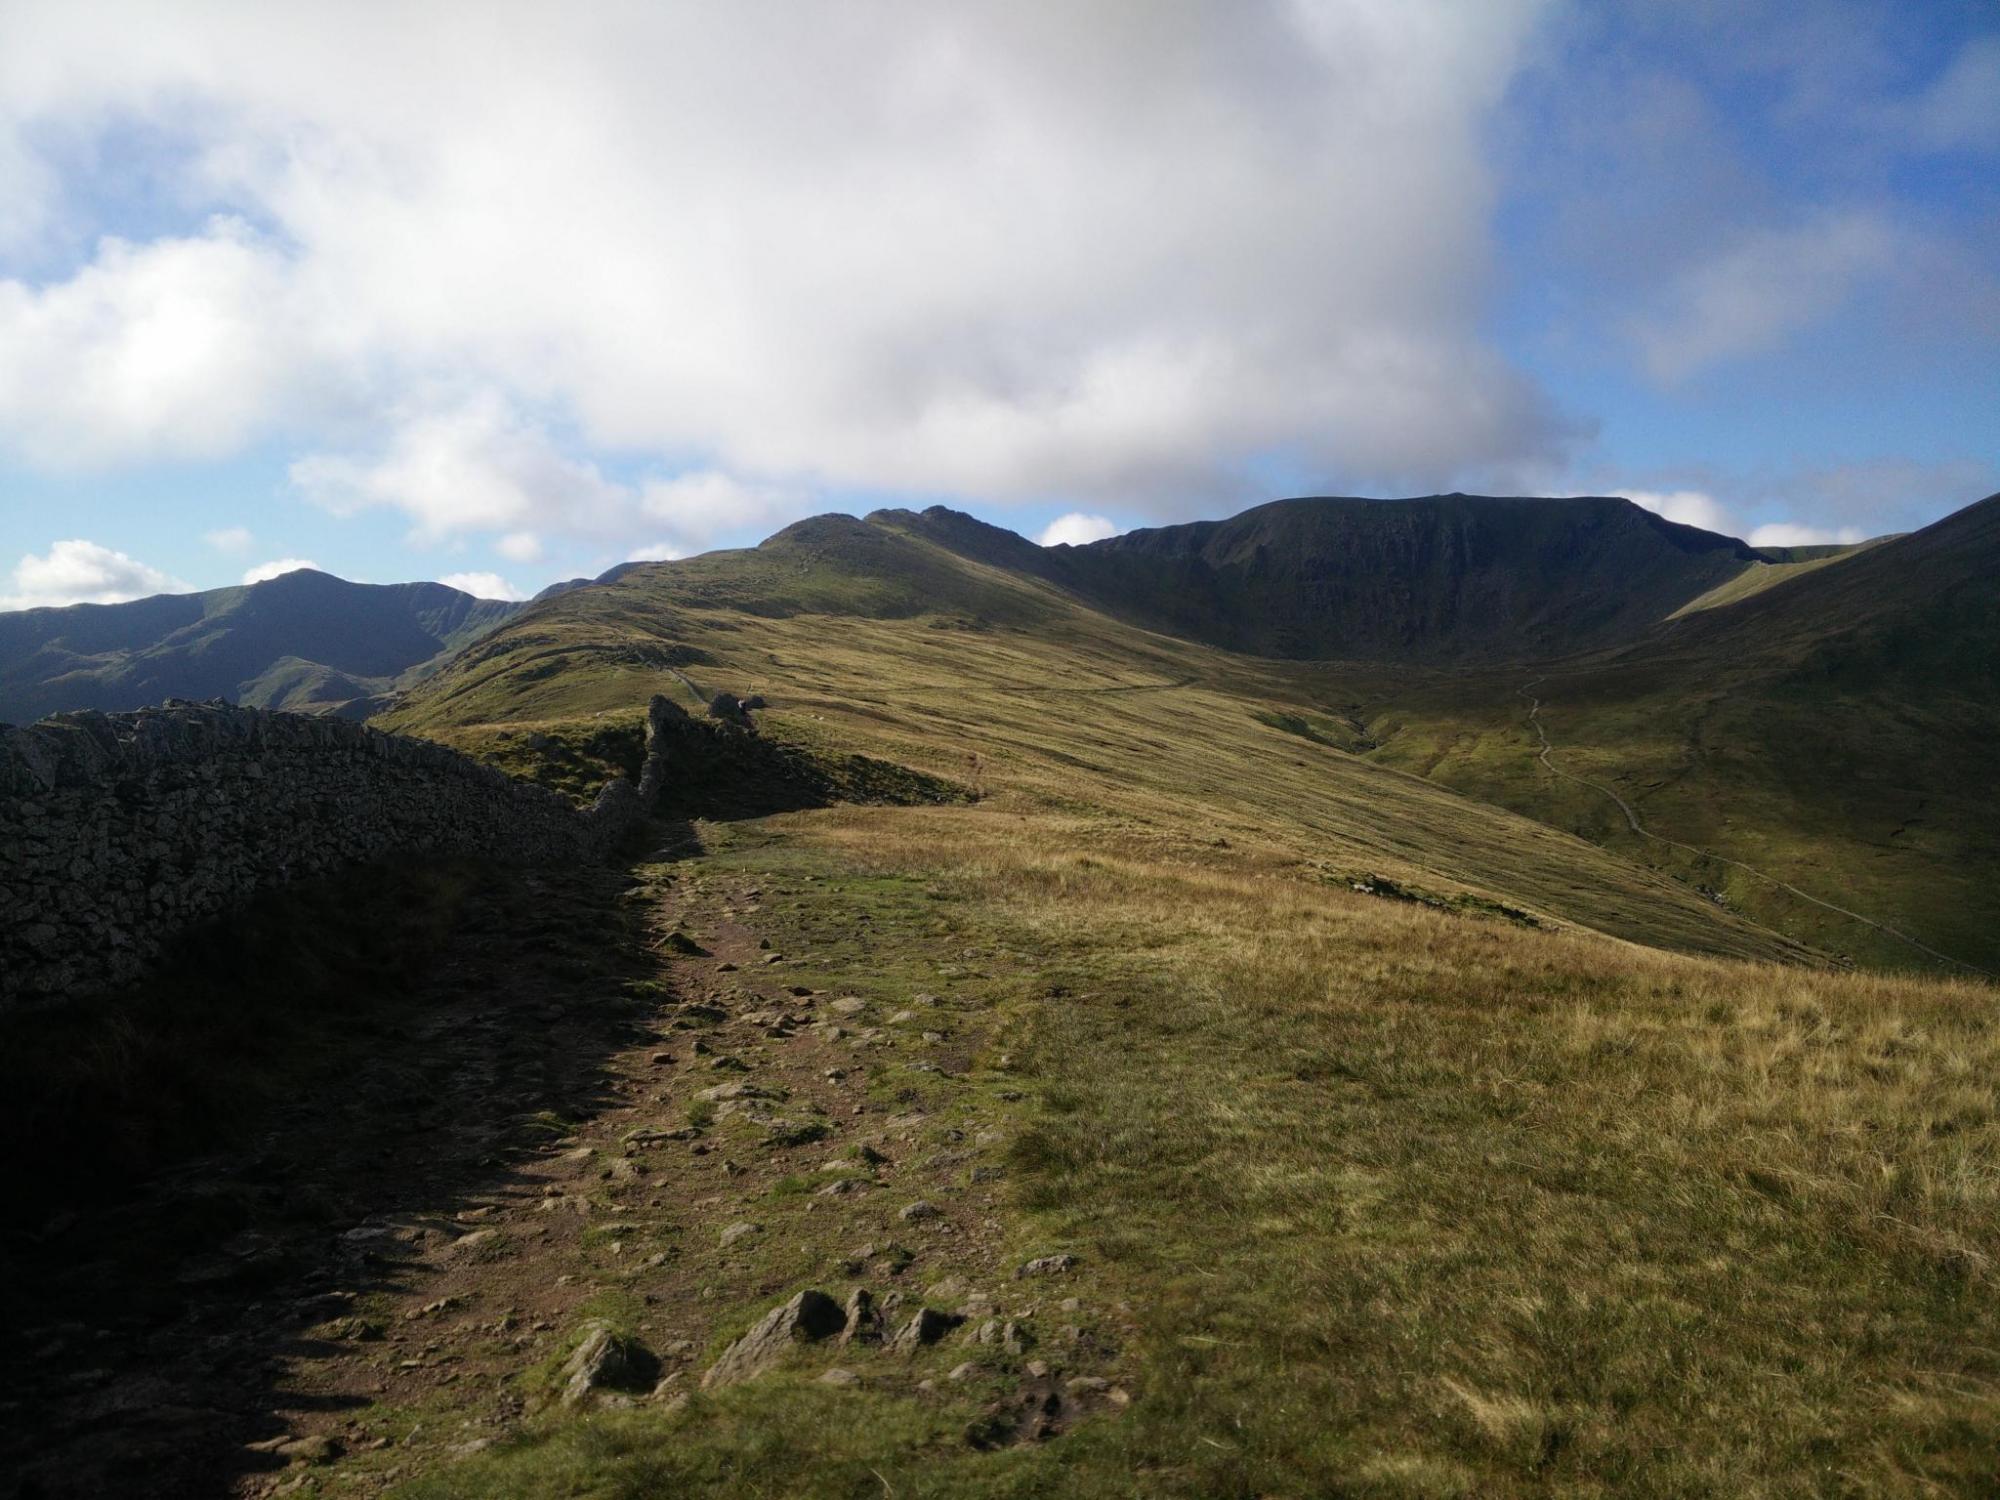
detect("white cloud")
(1036, 513), (1125, 547)
(0, 217), (321, 468)
(1625, 486), (1870, 550)
(436, 570), (524, 600)
(497, 530), (542, 562)
(1745, 522), (1866, 549)
(242, 557), (319, 584)
(0, 0), (1565, 530)
(625, 542), (686, 563)
(289, 392), (632, 541)
(205, 525), (254, 553)
(1624, 488), (1735, 534)
(1904, 36), (2000, 153)
(1633, 212), (1898, 381)
(638, 471), (809, 550)
(0, 538), (189, 611)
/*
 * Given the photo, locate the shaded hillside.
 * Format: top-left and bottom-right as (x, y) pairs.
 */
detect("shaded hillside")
(884, 494), (1761, 660)
(0, 570), (521, 723)
(1358, 493), (2000, 971)
(1654, 492), (2000, 693)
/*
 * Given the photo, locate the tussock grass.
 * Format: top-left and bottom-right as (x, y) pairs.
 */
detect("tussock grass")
(790, 807), (2000, 1495)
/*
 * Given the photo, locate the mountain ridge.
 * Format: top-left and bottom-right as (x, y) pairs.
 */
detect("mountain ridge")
(881, 492), (1770, 662)
(0, 569), (522, 724)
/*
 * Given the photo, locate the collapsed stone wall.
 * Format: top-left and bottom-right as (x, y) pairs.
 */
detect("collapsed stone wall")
(0, 696), (678, 1010)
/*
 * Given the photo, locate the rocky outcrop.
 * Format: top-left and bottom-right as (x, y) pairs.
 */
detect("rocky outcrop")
(0, 694), (685, 1010)
(701, 1289), (847, 1389)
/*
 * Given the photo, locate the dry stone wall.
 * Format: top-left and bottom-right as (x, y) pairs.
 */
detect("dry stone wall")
(0, 697), (672, 1009)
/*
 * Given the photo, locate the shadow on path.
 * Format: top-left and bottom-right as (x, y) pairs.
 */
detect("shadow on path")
(0, 822), (702, 1498)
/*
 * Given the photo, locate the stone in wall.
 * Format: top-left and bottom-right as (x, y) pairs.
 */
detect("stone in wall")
(0, 697), (672, 1011)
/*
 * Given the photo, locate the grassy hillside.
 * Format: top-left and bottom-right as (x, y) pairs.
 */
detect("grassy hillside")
(386, 494), (2000, 974)
(0, 569), (520, 723)
(1666, 537), (1882, 618)
(17, 502), (1999, 1496)
(1354, 496), (2000, 974)
(28, 732), (1992, 1494)
(381, 517), (1807, 966)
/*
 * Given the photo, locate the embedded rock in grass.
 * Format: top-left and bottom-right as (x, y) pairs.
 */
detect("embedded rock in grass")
(697, 1081), (782, 1104)
(561, 1322), (663, 1406)
(840, 1288), (883, 1345)
(1016, 1253), (1077, 1278)
(900, 1200), (942, 1223)
(701, 1290), (847, 1389)
(889, 1306), (965, 1353)
(719, 1221), (761, 1247)
(624, 1124), (702, 1151)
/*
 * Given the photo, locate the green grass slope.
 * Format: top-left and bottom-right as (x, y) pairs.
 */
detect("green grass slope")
(384, 513), (1809, 967)
(1357, 493), (2000, 973)
(1667, 537), (1883, 618)
(22, 505), (2000, 1497)
(0, 569), (521, 723)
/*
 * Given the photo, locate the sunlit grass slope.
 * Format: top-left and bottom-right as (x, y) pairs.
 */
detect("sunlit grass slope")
(381, 516), (1808, 964)
(371, 509), (2000, 1496)
(1666, 537), (1881, 618)
(408, 805), (2000, 1499)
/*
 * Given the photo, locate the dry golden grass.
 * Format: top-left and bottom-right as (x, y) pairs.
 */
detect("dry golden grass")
(781, 802), (2000, 1495)
(378, 531), (2000, 1492)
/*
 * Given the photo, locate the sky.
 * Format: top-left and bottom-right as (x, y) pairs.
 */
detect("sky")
(0, 0), (1995, 608)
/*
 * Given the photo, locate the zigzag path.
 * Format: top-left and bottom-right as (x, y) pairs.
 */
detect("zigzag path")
(1519, 677), (1987, 977)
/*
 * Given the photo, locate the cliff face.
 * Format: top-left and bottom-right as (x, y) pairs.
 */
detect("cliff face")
(884, 495), (1760, 661)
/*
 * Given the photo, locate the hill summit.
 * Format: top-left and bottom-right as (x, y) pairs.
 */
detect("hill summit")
(0, 569), (522, 724)
(880, 493), (1764, 661)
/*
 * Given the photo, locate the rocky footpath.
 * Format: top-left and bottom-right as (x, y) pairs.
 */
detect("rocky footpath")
(0, 823), (1131, 1496)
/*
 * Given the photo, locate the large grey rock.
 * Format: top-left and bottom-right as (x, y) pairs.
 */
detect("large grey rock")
(888, 1306), (965, 1353)
(839, 1287), (882, 1345)
(561, 1322), (662, 1405)
(701, 1290), (846, 1389)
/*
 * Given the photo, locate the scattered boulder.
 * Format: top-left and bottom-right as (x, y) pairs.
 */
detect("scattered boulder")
(702, 1290), (846, 1389)
(968, 1319), (1035, 1355)
(1016, 1254), (1078, 1279)
(248, 1433), (343, 1465)
(839, 1288), (882, 1345)
(698, 1081), (782, 1104)
(889, 1306), (965, 1353)
(624, 1124), (702, 1151)
(441, 1229), (500, 1261)
(900, 1200), (943, 1224)
(818, 1367), (859, 1386)
(719, 1221), (762, 1247)
(561, 1323), (663, 1406)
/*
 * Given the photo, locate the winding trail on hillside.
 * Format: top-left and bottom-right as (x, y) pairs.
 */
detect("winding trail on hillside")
(1519, 677), (1990, 977)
